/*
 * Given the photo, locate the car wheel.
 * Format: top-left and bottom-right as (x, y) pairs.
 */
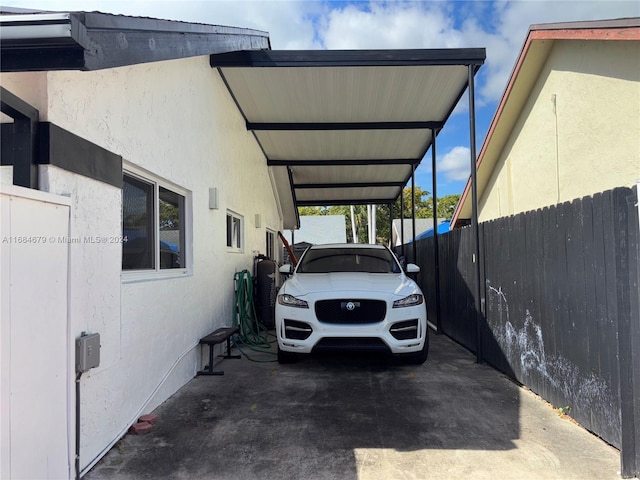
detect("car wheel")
(277, 345), (299, 364)
(400, 330), (429, 365)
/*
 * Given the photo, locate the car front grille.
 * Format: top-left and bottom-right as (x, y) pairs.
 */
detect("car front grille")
(312, 337), (390, 352)
(315, 299), (386, 324)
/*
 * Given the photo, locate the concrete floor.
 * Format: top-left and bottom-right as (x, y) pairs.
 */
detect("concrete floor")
(85, 332), (621, 480)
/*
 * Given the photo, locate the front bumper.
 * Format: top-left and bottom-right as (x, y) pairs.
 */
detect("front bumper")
(275, 301), (427, 355)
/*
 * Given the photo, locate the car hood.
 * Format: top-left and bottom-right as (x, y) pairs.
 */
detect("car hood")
(280, 272), (421, 299)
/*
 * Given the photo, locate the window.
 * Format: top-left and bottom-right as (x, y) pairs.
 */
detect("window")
(266, 229), (276, 260)
(226, 211), (243, 251)
(122, 172), (187, 272)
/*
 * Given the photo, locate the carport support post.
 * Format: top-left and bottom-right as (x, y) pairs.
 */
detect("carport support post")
(431, 129), (442, 333)
(411, 165), (417, 261)
(468, 64), (483, 364)
(388, 203), (393, 249)
(400, 191), (405, 258)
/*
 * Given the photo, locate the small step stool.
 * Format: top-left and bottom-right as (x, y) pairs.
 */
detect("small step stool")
(197, 326), (241, 376)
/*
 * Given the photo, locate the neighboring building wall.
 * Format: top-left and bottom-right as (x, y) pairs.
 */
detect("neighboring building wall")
(283, 215), (347, 245)
(1, 55), (282, 471)
(480, 39), (640, 222)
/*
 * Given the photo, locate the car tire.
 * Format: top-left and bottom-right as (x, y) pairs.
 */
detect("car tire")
(400, 330), (429, 365)
(277, 345), (299, 364)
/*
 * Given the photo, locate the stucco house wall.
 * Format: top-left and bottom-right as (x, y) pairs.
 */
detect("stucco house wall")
(1, 54), (282, 471)
(479, 38), (639, 222)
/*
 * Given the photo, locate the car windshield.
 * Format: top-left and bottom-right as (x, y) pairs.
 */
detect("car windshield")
(297, 247), (401, 274)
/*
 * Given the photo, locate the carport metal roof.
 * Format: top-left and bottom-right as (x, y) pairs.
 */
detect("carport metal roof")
(210, 49), (486, 229)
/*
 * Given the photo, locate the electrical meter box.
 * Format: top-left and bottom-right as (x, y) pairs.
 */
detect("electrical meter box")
(76, 333), (100, 373)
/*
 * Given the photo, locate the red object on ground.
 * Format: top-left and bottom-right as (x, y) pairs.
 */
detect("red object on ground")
(129, 421), (153, 435)
(139, 414), (158, 425)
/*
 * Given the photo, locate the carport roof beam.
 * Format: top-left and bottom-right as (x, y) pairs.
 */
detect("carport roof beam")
(247, 121), (444, 131)
(267, 158), (421, 166)
(210, 48), (486, 68)
(294, 181), (406, 189)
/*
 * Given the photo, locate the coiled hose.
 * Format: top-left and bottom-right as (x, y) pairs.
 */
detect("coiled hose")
(233, 270), (276, 362)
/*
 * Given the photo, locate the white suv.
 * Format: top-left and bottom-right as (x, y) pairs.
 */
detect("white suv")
(275, 243), (428, 364)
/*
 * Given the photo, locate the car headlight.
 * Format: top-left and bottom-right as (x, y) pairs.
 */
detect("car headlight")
(392, 294), (424, 308)
(277, 294), (309, 309)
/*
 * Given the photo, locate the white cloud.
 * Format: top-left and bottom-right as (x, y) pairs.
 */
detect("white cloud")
(319, 2), (462, 49)
(6, 0), (637, 85)
(439, 146), (471, 182)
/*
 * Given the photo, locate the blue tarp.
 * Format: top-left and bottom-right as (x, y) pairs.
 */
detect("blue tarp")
(415, 220), (451, 241)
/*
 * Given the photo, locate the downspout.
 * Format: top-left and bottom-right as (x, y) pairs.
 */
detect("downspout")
(468, 64), (483, 364)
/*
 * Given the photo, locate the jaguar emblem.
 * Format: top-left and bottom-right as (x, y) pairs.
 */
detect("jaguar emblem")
(345, 301), (356, 311)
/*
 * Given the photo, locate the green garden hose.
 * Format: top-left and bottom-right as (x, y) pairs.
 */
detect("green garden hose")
(233, 270), (276, 362)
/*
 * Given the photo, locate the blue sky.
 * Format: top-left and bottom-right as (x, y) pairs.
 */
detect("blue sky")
(3, 0), (639, 197)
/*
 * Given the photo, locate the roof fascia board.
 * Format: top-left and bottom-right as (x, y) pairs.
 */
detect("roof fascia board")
(529, 25), (640, 41)
(1, 11), (270, 72)
(211, 48), (486, 68)
(248, 121), (443, 131)
(79, 11), (268, 38)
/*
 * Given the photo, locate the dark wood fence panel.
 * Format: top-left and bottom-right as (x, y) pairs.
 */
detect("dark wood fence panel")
(409, 186), (638, 466)
(481, 194), (622, 448)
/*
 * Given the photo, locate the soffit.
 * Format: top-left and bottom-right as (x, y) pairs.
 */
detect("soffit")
(212, 49), (485, 229)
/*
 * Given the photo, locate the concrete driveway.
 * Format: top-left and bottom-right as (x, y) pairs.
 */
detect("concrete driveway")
(85, 332), (621, 480)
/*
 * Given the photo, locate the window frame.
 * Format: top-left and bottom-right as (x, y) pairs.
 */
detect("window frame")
(226, 210), (244, 253)
(121, 164), (191, 282)
(266, 229), (276, 260)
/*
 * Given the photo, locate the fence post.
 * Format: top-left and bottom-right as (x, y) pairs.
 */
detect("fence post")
(616, 186), (639, 478)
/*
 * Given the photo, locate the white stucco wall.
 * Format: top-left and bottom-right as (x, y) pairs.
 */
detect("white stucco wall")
(480, 39), (640, 222)
(1, 55), (282, 474)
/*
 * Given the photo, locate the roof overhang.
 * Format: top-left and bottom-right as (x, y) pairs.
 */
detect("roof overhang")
(0, 11), (270, 71)
(452, 17), (640, 228)
(211, 49), (486, 229)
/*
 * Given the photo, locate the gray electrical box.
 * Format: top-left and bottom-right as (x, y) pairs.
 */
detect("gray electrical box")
(76, 333), (100, 373)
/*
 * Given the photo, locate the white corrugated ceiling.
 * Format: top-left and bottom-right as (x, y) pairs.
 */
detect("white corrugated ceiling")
(211, 49), (485, 229)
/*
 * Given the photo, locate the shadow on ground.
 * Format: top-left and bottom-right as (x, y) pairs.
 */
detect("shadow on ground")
(86, 333), (523, 479)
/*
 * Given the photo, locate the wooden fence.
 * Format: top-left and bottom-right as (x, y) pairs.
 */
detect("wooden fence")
(402, 186), (639, 477)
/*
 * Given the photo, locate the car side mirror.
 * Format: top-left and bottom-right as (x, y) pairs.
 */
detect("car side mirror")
(279, 264), (293, 275)
(406, 263), (420, 273)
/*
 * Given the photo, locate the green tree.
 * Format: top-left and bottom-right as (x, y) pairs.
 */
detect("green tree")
(433, 194), (460, 220)
(425, 193), (460, 220)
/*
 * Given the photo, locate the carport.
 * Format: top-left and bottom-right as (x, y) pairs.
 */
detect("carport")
(210, 48), (486, 339)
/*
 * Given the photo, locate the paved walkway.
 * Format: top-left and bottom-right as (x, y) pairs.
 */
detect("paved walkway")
(86, 332), (621, 479)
